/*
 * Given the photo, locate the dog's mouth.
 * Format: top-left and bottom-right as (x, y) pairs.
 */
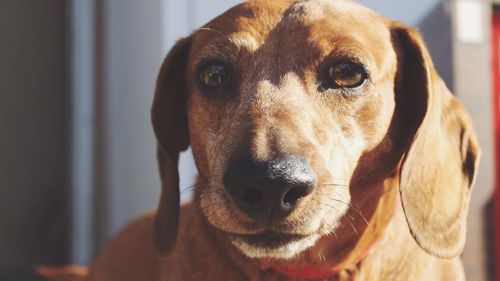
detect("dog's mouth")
(228, 231), (310, 248)
(227, 230), (321, 259)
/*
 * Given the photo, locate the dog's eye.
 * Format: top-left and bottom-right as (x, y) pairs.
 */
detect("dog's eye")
(325, 62), (367, 89)
(199, 64), (231, 89)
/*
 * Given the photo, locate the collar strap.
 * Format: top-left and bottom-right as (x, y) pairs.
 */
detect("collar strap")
(271, 264), (348, 279)
(269, 250), (365, 279)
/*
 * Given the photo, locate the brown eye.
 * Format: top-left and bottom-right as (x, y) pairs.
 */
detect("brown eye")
(327, 62), (367, 88)
(200, 64), (230, 89)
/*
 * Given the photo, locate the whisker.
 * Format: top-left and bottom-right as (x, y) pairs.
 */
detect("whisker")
(197, 27), (227, 37)
(322, 179), (351, 183)
(346, 217), (359, 237)
(327, 198), (370, 227)
(180, 180), (212, 195)
(179, 175), (220, 195)
(331, 228), (338, 239)
(199, 187), (225, 199)
(319, 183), (350, 189)
(329, 191), (368, 218)
(322, 202), (360, 237)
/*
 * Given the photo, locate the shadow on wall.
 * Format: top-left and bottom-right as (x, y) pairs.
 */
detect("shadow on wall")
(484, 199), (496, 280)
(416, 1), (453, 91)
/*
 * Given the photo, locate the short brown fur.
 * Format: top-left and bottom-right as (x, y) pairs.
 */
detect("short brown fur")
(47, 1), (480, 280)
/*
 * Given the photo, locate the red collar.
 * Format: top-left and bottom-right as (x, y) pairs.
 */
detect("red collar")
(267, 248), (367, 279)
(270, 263), (350, 279)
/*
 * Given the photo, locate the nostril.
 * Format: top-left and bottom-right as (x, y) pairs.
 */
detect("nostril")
(282, 186), (309, 207)
(240, 188), (264, 208)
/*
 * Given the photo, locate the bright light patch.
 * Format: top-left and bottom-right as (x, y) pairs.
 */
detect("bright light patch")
(456, 0), (483, 44)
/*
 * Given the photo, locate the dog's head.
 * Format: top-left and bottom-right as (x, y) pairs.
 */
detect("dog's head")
(151, 0), (479, 265)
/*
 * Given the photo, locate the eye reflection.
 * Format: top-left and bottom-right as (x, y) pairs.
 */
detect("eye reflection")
(200, 64), (230, 89)
(323, 61), (367, 90)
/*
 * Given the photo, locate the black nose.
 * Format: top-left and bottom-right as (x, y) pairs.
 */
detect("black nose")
(223, 154), (315, 220)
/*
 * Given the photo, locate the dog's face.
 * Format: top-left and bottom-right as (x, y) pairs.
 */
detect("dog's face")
(152, 0), (479, 266)
(188, 0), (397, 260)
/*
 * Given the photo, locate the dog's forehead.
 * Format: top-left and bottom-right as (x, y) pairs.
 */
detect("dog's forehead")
(191, 0), (393, 64)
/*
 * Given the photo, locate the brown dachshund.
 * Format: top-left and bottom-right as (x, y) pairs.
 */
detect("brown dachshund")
(46, 0), (480, 280)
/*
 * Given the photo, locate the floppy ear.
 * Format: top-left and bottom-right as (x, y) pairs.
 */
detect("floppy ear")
(392, 24), (480, 258)
(151, 37), (192, 255)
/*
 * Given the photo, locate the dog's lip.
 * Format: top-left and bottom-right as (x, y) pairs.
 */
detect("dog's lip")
(228, 230), (312, 248)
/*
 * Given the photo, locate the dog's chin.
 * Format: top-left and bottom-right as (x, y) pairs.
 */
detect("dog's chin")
(229, 232), (321, 259)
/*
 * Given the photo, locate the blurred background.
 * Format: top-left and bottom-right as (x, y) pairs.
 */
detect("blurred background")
(0, 0), (496, 280)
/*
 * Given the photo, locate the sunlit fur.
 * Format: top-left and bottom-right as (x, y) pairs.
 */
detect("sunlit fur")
(80, 1), (479, 280)
(192, 1), (392, 259)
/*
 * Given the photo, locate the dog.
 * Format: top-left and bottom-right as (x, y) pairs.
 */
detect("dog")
(43, 0), (480, 280)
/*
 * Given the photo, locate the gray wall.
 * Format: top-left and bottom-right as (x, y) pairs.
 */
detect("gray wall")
(360, 0), (454, 89)
(95, 0), (166, 250)
(359, 0), (441, 25)
(0, 0), (69, 271)
(452, 1), (493, 280)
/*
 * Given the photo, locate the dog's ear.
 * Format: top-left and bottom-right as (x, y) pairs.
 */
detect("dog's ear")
(151, 37), (192, 255)
(391, 24), (480, 259)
